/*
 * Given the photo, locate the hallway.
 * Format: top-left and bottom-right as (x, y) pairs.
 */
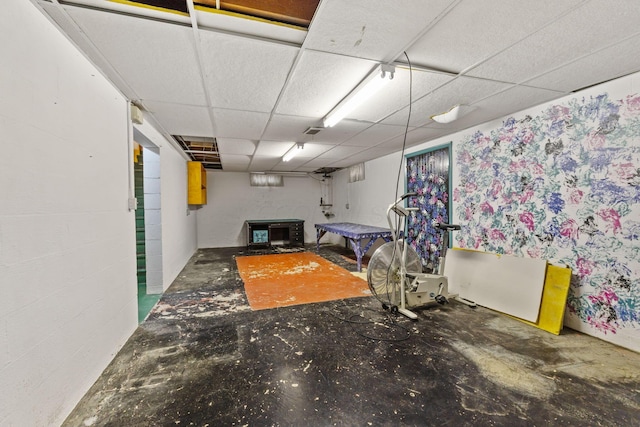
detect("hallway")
(64, 246), (640, 426)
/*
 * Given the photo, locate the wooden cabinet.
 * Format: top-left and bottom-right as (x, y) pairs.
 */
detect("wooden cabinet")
(187, 161), (207, 205)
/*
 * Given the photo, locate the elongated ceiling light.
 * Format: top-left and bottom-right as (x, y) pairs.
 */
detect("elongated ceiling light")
(431, 104), (471, 124)
(323, 64), (395, 128)
(282, 142), (305, 162)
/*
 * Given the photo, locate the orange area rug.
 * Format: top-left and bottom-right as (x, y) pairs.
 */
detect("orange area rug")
(236, 252), (370, 310)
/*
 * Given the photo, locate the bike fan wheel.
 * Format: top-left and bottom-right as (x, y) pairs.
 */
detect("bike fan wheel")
(367, 241), (422, 307)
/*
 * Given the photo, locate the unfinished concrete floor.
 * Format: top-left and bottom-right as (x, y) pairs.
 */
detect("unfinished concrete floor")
(64, 245), (640, 426)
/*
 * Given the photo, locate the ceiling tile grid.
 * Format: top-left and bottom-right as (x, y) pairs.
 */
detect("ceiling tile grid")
(33, 0), (640, 173)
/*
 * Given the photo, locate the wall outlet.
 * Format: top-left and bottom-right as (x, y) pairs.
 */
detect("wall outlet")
(128, 197), (138, 211)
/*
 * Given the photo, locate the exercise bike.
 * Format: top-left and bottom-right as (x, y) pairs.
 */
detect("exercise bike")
(367, 192), (463, 319)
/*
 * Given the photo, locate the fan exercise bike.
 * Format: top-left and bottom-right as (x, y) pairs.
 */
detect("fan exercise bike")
(367, 192), (464, 319)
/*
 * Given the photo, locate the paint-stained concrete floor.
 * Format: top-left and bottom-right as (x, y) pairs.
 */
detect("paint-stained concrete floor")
(64, 245), (640, 426)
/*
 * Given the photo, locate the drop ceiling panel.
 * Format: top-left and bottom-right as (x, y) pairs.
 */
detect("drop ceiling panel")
(314, 145), (367, 160)
(307, 120), (373, 144)
(220, 154), (251, 171)
(254, 140), (295, 157)
(304, 0), (453, 62)
(524, 34), (640, 92)
(341, 124), (409, 147)
(216, 138), (257, 155)
(401, 127), (451, 147)
(452, 85), (566, 127)
(406, 0), (584, 73)
(275, 50), (376, 117)
(64, 6), (206, 106)
(329, 146), (396, 167)
(381, 76), (512, 127)
(261, 114), (319, 141)
(271, 158), (308, 171)
(212, 109), (270, 139)
(195, 8), (307, 45)
(248, 157), (281, 171)
(466, 1), (640, 84)
(199, 30), (299, 112)
(287, 142), (334, 159)
(143, 101), (213, 136)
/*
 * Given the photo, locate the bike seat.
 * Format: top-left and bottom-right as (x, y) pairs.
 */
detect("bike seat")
(436, 223), (461, 231)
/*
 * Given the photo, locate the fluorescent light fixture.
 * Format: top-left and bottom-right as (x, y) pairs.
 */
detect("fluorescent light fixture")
(431, 104), (472, 124)
(282, 142), (305, 162)
(323, 64), (395, 128)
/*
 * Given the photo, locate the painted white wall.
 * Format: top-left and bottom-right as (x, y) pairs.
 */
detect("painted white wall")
(197, 172), (327, 248)
(143, 147), (164, 294)
(161, 145), (197, 288)
(327, 154), (406, 249)
(0, 1), (137, 425)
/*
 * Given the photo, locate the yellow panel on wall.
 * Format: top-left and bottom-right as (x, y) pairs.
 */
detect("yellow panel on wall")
(515, 264), (572, 335)
(187, 161), (207, 205)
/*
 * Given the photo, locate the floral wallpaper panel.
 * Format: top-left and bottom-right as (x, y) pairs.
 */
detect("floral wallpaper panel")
(406, 144), (452, 270)
(454, 92), (640, 347)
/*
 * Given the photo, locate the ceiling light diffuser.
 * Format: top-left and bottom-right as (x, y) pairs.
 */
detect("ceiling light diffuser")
(431, 104), (472, 124)
(323, 64), (395, 128)
(282, 142), (305, 162)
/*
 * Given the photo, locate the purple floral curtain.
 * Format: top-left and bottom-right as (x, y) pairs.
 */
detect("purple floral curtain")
(406, 145), (451, 270)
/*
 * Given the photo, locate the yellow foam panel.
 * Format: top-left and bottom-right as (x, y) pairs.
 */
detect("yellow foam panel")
(515, 264), (572, 335)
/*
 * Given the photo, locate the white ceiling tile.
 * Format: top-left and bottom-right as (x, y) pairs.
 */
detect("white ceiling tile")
(400, 127), (449, 147)
(261, 114), (321, 141)
(143, 101), (213, 136)
(254, 140), (296, 157)
(217, 138), (256, 156)
(305, 0), (453, 62)
(199, 30), (299, 112)
(308, 120), (373, 144)
(276, 50), (376, 117)
(195, 9), (307, 45)
(248, 157), (281, 172)
(466, 1), (640, 83)
(382, 76), (512, 126)
(341, 124), (408, 146)
(525, 34), (640, 92)
(315, 145), (367, 160)
(438, 85), (565, 129)
(220, 154), (251, 171)
(406, 0), (584, 73)
(65, 7), (206, 106)
(288, 142), (334, 159)
(213, 109), (270, 139)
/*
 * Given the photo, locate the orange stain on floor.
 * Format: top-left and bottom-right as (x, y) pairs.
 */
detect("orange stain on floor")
(236, 252), (370, 310)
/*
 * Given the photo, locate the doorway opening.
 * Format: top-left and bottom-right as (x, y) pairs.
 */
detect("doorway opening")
(134, 142), (164, 322)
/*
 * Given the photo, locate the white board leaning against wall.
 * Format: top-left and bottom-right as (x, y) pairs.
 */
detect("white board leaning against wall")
(444, 250), (547, 322)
